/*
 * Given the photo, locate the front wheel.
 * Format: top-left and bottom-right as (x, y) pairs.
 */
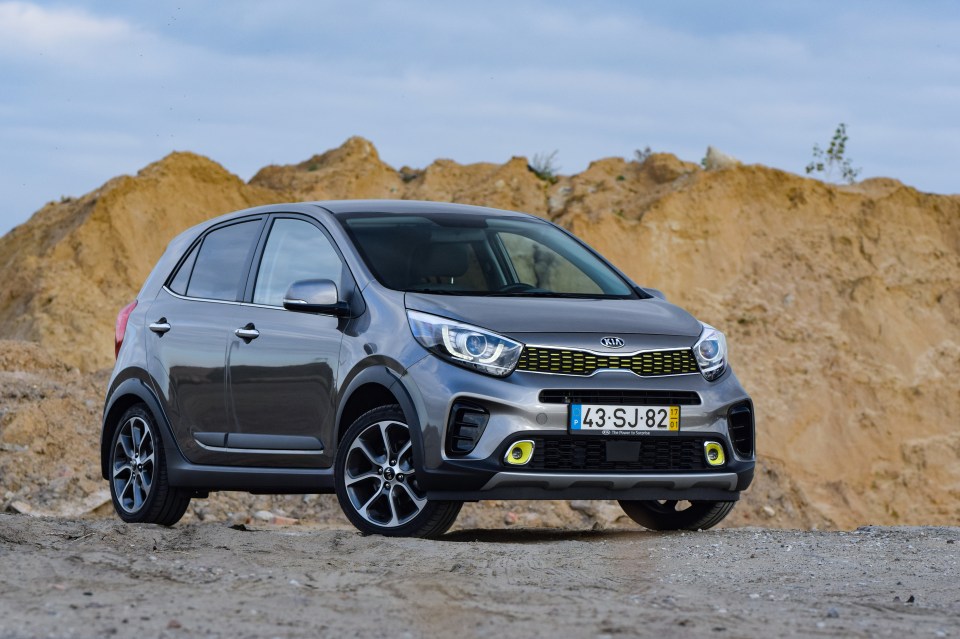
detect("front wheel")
(109, 404), (190, 526)
(335, 405), (461, 538)
(618, 499), (736, 531)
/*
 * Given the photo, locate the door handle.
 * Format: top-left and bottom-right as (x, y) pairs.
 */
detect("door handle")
(149, 319), (171, 334)
(235, 324), (260, 341)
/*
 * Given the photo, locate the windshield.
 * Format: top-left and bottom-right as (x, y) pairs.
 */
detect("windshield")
(337, 212), (635, 298)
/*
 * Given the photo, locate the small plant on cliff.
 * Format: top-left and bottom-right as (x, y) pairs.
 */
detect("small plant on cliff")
(806, 123), (861, 184)
(529, 151), (560, 183)
(633, 146), (652, 163)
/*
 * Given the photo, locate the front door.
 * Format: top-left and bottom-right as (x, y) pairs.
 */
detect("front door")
(225, 216), (347, 468)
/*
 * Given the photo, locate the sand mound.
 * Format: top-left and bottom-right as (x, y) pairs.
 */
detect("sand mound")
(0, 153), (282, 371)
(1, 137), (958, 529)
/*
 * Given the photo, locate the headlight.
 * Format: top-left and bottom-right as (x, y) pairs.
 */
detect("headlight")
(407, 310), (523, 377)
(693, 323), (727, 381)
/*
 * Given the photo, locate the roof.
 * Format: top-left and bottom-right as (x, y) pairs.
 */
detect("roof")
(308, 199), (533, 219)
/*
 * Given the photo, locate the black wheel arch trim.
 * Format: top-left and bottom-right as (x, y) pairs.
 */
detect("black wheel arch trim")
(334, 364), (497, 492)
(335, 365), (426, 475)
(100, 376), (181, 481)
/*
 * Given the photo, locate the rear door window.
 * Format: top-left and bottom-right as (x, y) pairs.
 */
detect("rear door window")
(184, 219), (262, 301)
(253, 218), (345, 307)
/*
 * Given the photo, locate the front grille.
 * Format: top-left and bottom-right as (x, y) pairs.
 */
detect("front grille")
(526, 436), (708, 472)
(517, 346), (699, 377)
(539, 389), (701, 406)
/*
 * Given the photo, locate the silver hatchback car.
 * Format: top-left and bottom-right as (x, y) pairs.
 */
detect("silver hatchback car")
(102, 200), (755, 537)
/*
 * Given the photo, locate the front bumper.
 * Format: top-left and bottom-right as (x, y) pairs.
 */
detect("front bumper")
(400, 354), (756, 500)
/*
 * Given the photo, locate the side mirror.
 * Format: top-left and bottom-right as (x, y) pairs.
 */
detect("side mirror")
(283, 279), (351, 316)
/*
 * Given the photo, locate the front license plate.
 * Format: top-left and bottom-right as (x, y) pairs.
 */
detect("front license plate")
(569, 404), (680, 435)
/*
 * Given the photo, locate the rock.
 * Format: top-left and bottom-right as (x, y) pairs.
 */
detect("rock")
(549, 186), (572, 212)
(642, 153), (699, 183)
(762, 506), (776, 518)
(252, 510), (299, 525)
(569, 500), (624, 525)
(8, 500), (33, 515)
(703, 146), (741, 170)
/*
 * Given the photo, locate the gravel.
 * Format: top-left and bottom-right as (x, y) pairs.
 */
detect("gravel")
(1, 514), (957, 638)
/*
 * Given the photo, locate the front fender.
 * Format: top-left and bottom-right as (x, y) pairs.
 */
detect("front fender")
(335, 364), (427, 474)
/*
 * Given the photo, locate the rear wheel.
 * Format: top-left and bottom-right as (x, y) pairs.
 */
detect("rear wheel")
(618, 499), (736, 531)
(109, 404), (190, 526)
(335, 405), (461, 538)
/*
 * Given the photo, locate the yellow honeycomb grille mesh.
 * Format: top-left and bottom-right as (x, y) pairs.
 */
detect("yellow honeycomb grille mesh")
(517, 346), (700, 377)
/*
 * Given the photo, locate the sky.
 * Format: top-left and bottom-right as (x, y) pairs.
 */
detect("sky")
(1, 1), (958, 234)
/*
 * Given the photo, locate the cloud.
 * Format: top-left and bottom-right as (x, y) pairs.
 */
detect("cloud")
(1, 1), (959, 234)
(0, 2), (137, 65)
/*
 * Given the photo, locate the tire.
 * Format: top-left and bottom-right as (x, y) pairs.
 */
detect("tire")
(618, 499), (736, 531)
(108, 404), (190, 526)
(335, 405), (461, 538)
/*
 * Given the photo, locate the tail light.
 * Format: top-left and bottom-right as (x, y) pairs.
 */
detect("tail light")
(115, 301), (138, 358)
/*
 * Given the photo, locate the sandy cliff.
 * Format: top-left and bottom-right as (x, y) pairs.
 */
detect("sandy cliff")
(1, 137), (958, 529)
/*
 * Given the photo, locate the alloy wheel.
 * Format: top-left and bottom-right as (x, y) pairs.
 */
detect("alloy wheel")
(112, 415), (156, 514)
(343, 419), (426, 528)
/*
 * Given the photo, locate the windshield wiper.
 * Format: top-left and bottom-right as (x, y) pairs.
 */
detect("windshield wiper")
(485, 291), (616, 299)
(405, 288), (476, 296)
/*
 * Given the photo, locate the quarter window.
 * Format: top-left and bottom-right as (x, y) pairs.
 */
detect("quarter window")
(253, 218), (344, 307)
(185, 220), (262, 301)
(168, 242), (199, 295)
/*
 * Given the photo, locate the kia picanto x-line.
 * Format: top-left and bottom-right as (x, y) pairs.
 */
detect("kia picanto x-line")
(102, 200), (755, 537)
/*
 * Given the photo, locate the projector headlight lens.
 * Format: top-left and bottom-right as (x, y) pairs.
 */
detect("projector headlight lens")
(408, 310), (522, 377)
(693, 323), (727, 381)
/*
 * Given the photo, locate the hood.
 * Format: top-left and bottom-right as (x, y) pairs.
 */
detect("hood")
(404, 294), (703, 337)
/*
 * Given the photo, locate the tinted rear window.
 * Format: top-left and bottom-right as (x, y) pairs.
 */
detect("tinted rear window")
(186, 220), (261, 301)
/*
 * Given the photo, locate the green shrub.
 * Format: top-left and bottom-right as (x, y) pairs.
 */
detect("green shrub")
(529, 151), (560, 183)
(805, 123), (861, 184)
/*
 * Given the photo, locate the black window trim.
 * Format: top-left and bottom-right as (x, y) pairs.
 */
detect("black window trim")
(163, 215), (267, 303)
(242, 212), (362, 312)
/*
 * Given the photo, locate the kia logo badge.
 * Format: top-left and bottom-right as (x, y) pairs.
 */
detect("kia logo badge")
(600, 337), (625, 349)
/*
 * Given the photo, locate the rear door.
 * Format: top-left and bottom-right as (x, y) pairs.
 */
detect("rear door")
(146, 217), (265, 466)
(225, 215), (348, 468)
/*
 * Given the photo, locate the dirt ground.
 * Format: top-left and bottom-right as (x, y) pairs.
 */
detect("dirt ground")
(0, 514), (957, 639)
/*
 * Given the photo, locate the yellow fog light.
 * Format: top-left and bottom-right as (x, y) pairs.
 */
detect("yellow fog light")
(704, 441), (726, 467)
(504, 440), (534, 466)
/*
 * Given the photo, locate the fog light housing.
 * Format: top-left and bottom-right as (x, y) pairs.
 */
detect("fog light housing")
(704, 441), (726, 467)
(446, 402), (489, 455)
(504, 440), (534, 466)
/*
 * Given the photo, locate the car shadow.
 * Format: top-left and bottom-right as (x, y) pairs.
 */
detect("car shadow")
(440, 527), (659, 544)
